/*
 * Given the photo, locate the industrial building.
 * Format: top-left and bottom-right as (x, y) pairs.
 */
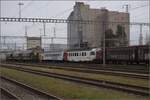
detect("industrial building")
(27, 37), (42, 49)
(67, 2), (130, 49)
(43, 44), (67, 51)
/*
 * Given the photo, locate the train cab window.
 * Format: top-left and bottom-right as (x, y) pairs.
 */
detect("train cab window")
(90, 51), (95, 55)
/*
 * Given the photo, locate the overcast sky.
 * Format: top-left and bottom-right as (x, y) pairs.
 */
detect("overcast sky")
(1, 0), (150, 46)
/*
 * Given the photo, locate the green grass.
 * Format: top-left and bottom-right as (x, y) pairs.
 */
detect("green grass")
(19, 65), (149, 88)
(1, 67), (149, 100)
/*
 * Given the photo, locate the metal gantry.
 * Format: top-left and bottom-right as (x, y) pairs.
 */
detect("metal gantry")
(0, 17), (150, 26)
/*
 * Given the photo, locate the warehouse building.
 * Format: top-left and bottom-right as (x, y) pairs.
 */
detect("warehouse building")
(67, 2), (130, 49)
(27, 37), (42, 50)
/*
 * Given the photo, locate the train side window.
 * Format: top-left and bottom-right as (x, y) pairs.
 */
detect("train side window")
(85, 52), (86, 56)
(82, 52), (84, 56)
(90, 51), (95, 55)
(78, 53), (80, 56)
(77, 53), (78, 56)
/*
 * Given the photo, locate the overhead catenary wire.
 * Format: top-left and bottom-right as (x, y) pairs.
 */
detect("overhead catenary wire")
(50, 7), (73, 18)
(130, 4), (149, 11)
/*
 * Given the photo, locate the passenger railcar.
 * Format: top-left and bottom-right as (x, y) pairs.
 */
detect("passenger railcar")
(42, 50), (64, 61)
(63, 48), (102, 62)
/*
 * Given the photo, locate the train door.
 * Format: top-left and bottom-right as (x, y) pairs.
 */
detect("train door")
(96, 50), (102, 63)
(63, 52), (68, 61)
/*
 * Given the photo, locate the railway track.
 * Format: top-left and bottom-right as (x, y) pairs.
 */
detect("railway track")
(1, 64), (149, 96)
(4, 63), (149, 79)
(42, 62), (149, 74)
(1, 87), (19, 100)
(0, 76), (62, 100)
(7, 62), (149, 74)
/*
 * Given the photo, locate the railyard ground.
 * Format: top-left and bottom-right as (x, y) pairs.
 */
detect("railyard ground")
(1, 67), (149, 100)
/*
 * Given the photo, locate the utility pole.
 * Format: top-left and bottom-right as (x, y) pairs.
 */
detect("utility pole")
(103, 21), (106, 66)
(102, 9), (108, 66)
(25, 26), (28, 37)
(0, 30), (1, 50)
(39, 28), (42, 37)
(123, 4), (130, 13)
(51, 27), (56, 50)
(18, 2), (24, 18)
(53, 27), (56, 38)
(139, 24), (143, 45)
(43, 22), (46, 36)
(14, 42), (16, 50)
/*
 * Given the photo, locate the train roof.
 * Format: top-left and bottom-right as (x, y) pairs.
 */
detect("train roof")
(66, 45), (149, 52)
(106, 45), (149, 50)
(66, 48), (101, 52)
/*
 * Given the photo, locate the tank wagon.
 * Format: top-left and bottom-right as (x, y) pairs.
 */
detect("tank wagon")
(6, 49), (41, 62)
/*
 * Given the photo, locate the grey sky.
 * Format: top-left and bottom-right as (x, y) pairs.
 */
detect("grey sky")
(1, 0), (150, 46)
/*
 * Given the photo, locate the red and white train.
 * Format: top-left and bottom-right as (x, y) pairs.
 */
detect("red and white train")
(43, 45), (149, 64)
(63, 48), (102, 62)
